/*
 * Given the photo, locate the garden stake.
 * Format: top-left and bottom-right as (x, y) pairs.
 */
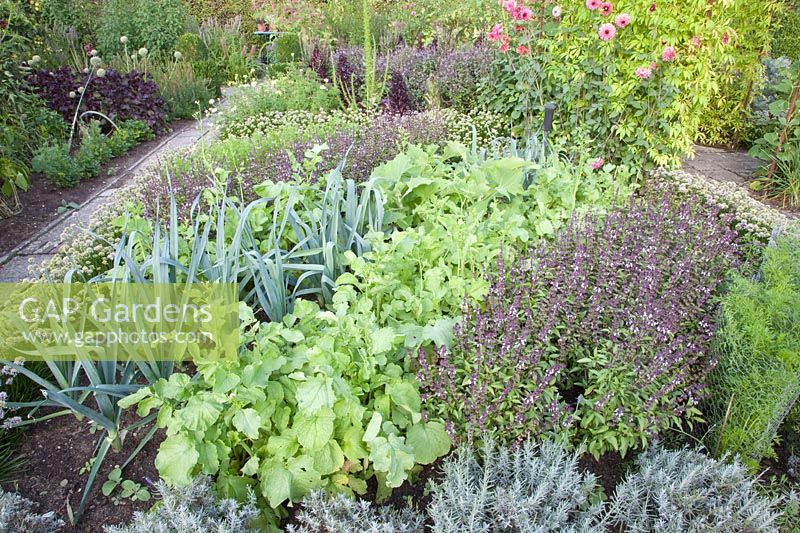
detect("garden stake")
(767, 67), (800, 181)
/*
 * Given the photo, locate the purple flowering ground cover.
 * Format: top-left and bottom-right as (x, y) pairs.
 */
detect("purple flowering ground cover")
(419, 187), (740, 457)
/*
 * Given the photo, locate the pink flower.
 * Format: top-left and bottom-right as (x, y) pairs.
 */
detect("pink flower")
(515, 7), (533, 21)
(488, 23), (504, 41)
(614, 13), (631, 28)
(499, 35), (511, 53)
(600, 1), (613, 16)
(590, 158), (605, 170)
(516, 45), (530, 55)
(586, 0), (601, 10)
(722, 33), (730, 45)
(503, 0), (517, 12)
(690, 36), (702, 48)
(661, 46), (676, 62)
(598, 23), (616, 41)
(552, 5), (562, 18)
(635, 66), (653, 79)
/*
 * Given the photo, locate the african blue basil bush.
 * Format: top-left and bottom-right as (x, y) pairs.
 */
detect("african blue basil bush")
(418, 188), (740, 457)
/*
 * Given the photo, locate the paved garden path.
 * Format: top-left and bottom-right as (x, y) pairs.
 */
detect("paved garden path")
(682, 145), (762, 187)
(683, 145), (798, 219)
(0, 119), (216, 282)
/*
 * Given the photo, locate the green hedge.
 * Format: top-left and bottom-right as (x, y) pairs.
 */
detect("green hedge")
(772, 3), (800, 61)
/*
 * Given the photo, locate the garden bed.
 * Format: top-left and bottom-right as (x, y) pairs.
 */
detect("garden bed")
(0, 127), (181, 258)
(1, 413), (162, 533)
(2, 0), (800, 532)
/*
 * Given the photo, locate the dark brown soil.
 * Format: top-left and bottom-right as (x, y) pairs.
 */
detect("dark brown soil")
(2, 410), (164, 532)
(0, 124), (187, 258)
(579, 451), (630, 498)
(764, 426), (800, 484)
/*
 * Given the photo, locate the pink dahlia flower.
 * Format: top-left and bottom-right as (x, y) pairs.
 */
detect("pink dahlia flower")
(598, 23), (616, 41)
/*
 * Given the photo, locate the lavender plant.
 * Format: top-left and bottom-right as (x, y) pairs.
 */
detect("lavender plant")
(419, 189), (740, 456)
(287, 491), (424, 533)
(607, 447), (783, 532)
(427, 440), (606, 533)
(0, 488), (63, 533)
(104, 476), (258, 533)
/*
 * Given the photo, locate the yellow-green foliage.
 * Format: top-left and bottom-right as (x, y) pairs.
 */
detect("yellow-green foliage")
(710, 236), (800, 470)
(481, 0), (780, 167)
(696, 0), (781, 146)
(181, 0), (251, 25)
(772, 1), (800, 62)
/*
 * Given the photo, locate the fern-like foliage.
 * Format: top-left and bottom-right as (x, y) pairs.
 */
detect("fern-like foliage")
(286, 490), (425, 533)
(709, 236), (800, 468)
(104, 476), (258, 533)
(607, 447), (782, 532)
(0, 488), (64, 533)
(428, 440), (606, 533)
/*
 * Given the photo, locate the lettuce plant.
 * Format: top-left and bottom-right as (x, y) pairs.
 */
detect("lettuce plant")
(120, 298), (452, 530)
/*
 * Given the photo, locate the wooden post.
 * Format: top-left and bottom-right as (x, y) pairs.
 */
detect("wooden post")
(766, 67), (800, 181)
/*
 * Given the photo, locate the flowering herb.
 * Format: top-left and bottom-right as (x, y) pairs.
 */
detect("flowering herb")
(419, 187), (739, 456)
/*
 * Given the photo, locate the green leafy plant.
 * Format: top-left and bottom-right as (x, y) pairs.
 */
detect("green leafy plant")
(150, 56), (213, 120)
(97, 0), (187, 56)
(102, 467), (151, 505)
(121, 297), (452, 531)
(708, 236), (800, 470)
(32, 120), (154, 188)
(750, 61), (800, 208)
(480, 0), (778, 168)
(194, 16), (256, 94)
(772, 3), (800, 62)
(219, 66), (339, 135)
(0, 1), (66, 217)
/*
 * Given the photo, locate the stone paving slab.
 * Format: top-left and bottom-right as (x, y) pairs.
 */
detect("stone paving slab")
(683, 145), (761, 187)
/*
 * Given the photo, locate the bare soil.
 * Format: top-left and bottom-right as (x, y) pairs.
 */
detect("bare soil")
(1, 410), (163, 532)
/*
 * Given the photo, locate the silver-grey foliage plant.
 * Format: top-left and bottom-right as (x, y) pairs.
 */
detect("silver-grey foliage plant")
(428, 440), (606, 533)
(286, 490), (425, 533)
(607, 447), (783, 532)
(0, 488), (64, 532)
(103, 476), (257, 533)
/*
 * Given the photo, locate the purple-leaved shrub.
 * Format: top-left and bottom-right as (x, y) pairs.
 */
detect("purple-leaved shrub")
(419, 189), (740, 457)
(327, 45), (492, 113)
(28, 67), (167, 134)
